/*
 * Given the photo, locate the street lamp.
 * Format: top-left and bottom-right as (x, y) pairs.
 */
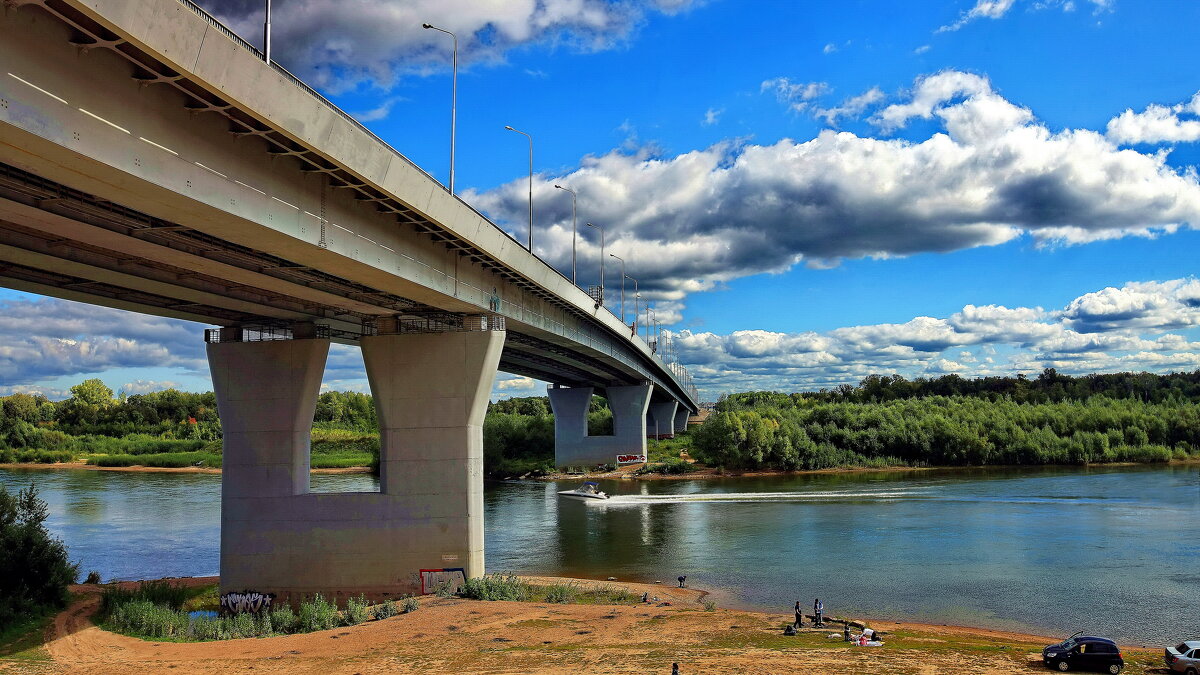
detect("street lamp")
(422, 23), (457, 194)
(626, 275), (639, 331)
(586, 222), (605, 303)
(610, 253), (625, 324)
(504, 125), (533, 252)
(263, 0), (272, 63)
(553, 184), (577, 284)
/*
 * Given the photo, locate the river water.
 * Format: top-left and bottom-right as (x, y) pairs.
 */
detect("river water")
(2, 464), (1196, 644)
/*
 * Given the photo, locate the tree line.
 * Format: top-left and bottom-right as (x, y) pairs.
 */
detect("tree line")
(692, 390), (1200, 471)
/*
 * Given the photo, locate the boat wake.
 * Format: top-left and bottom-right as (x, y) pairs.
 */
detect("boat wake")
(595, 489), (929, 506)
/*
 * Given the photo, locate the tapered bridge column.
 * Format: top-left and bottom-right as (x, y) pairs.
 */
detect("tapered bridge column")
(647, 399), (678, 439)
(549, 383), (652, 468)
(208, 329), (329, 596)
(362, 327), (504, 582)
(674, 405), (690, 434)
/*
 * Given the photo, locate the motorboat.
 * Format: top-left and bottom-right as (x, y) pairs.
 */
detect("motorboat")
(557, 481), (609, 500)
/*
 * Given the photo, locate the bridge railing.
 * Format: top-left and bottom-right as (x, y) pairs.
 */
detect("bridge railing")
(174, 0), (697, 405)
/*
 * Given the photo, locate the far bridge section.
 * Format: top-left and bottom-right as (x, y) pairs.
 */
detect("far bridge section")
(0, 0), (697, 600)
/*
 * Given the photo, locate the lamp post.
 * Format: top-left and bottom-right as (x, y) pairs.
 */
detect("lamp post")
(610, 254), (625, 324)
(553, 184), (577, 284)
(504, 125), (533, 252)
(586, 222), (605, 303)
(422, 23), (457, 194)
(263, 0), (272, 63)
(626, 276), (639, 330)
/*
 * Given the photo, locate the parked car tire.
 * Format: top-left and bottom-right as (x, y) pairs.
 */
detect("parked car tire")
(1185, 668), (1196, 675)
(1106, 665), (1121, 674)
(1056, 661), (1070, 672)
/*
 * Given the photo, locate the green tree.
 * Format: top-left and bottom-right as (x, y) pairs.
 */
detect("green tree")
(0, 483), (78, 626)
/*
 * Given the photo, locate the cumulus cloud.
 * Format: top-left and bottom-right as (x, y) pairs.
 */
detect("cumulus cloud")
(468, 70), (1200, 319)
(199, 0), (698, 91)
(497, 375), (539, 391)
(702, 107), (722, 126)
(1106, 92), (1200, 145)
(0, 297), (206, 386)
(674, 278), (1200, 397)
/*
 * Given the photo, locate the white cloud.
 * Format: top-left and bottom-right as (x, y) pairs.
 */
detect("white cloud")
(938, 0), (1111, 32)
(497, 375), (539, 391)
(201, 0), (699, 91)
(674, 278), (1200, 397)
(914, 44), (932, 54)
(823, 43), (837, 54)
(468, 70), (1200, 321)
(812, 86), (885, 126)
(761, 77), (831, 113)
(1106, 92), (1200, 145)
(702, 107), (722, 126)
(120, 380), (180, 395)
(352, 97), (405, 123)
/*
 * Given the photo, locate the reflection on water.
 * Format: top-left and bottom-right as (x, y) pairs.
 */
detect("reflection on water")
(3, 464), (1197, 644)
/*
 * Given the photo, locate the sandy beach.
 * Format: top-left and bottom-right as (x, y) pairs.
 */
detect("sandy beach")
(0, 576), (1168, 675)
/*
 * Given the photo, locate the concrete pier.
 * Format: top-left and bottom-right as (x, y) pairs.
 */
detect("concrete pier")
(210, 326), (503, 602)
(647, 399), (679, 439)
(549, 384), (653, 468)
(674, 405), (690, 434)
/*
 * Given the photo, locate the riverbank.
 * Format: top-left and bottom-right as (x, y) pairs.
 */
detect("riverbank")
(0, 575), (1168, 674)
(543, 457), (1200, 481)
(0, 462), (371, 475)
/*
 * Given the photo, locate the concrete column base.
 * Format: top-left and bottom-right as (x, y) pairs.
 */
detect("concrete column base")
(211, 329), (503, 603)
(550, 383), (652, 468)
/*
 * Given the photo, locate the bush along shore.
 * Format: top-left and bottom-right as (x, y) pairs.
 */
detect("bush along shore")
(97, 575), (639, 642)
(4, 370), (1200, 477)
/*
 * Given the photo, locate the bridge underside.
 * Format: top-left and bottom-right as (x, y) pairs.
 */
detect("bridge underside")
(0, 0), (698, 601)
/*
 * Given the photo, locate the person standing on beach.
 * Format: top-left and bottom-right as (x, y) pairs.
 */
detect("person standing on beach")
(677, 575), (686, 588)
(814, 598), (824, 627)
(793, 600), (803, 628)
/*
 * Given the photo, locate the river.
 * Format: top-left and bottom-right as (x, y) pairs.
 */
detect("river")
(2, 464), (1196, 645)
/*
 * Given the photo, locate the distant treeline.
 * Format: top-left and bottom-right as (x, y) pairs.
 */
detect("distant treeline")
(810, 368), (1200, 404)
(692, 390), (1200, 471)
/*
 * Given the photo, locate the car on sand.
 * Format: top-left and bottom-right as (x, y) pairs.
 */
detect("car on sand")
(1041, 634), (1124, 673)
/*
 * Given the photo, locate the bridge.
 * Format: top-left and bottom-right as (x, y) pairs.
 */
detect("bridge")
(0, 0), (698, 601)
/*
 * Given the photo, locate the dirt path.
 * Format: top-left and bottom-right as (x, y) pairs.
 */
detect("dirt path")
(7, 577), (1165, 675)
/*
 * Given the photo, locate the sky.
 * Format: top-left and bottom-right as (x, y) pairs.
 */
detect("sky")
(4, 0), (1200, 401)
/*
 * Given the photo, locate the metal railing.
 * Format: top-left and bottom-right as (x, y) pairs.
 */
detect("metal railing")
(172, 0), (695, 403)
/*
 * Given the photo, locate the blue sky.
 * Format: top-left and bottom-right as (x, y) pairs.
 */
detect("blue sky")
(5, 0), (1200, 400)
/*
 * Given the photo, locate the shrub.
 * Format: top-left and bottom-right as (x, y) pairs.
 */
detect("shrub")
(542, 583), (578, 604)
(374, 598), (400, 619)
(343, 595), (370, 625)
(99, 580), (190, 616)
(84, 570), (102, 584)
(402, 597), (420, 614)
(298, 594), (339, 632)
(0, 483), (79, 627)
(460, 574), (531, 602)
(704, 600), (716, 611)
(269, 605), (297, 633)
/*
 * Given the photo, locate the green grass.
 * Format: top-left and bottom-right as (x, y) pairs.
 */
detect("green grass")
(87, 452), (222, 468)
(461, 574), (641, 605)
(646, 431), (694, 463)
(0, 604), (59, 661)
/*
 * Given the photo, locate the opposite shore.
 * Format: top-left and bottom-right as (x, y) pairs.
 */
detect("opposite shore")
(3, 457), (1197, 479)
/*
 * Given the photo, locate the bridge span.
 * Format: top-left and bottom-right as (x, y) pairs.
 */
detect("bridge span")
(0, 0), (697, 600)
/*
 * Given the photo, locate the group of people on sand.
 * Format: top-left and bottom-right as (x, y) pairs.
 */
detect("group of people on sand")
(788, 598), (884, 645)
(793, 598), (825, 628)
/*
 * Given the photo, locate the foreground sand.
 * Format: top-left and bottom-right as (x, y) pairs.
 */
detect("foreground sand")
(0, 576), (1167, 675)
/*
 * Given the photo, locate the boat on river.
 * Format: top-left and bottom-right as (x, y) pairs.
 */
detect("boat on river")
(557, 481), (609, 500)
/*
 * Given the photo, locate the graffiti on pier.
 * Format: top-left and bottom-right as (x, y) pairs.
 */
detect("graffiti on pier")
(220, 590), (275, 614)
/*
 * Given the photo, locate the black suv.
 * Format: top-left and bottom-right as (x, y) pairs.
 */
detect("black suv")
(1042, 635), (1124, 673)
